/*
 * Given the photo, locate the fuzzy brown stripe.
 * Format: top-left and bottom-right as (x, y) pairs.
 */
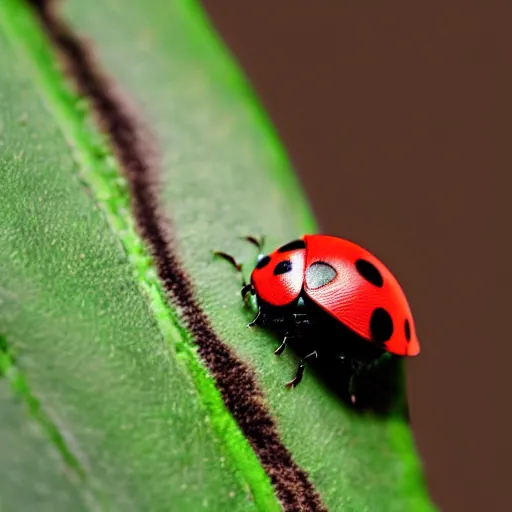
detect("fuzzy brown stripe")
(27, 1), (327, 510)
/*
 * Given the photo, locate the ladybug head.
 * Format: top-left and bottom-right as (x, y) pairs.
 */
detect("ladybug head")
(250, 242), (307, 308)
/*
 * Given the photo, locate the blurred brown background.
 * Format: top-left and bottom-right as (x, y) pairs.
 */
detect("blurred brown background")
(201, 1), (511, 511)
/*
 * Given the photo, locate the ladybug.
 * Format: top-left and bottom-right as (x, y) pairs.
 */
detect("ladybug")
(215, 234), (420, 401)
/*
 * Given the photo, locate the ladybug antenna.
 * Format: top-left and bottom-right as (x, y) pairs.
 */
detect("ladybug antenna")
(213, 251), (255, 300)
(212, 250), (243, 273)
(242, 235), (265, 253)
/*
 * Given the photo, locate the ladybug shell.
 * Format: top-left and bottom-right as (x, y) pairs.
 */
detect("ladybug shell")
(250, 234), (420, 357)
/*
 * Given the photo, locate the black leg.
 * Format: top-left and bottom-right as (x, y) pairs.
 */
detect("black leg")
(241, 283), (255, 300)
(247, 308), (263, 328)
(274, 334), (291, 356)
(285, 351), (318, 388)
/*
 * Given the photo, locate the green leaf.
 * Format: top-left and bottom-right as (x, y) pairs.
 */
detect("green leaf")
(0, 2), (276, 510)
(0, 377), (88, 511)
(0, 0), (436, 510)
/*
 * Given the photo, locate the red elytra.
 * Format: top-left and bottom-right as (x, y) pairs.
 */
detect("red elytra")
(250, 234), (420, 357)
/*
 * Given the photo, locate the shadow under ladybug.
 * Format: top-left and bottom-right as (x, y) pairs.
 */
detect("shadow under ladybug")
(214, 234), (419, 418)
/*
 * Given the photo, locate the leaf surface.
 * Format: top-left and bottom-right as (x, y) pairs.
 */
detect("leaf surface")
(0, 3), (276, 510)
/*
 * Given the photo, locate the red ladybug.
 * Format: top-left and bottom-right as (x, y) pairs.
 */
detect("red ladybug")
(215, 234), (420, 398)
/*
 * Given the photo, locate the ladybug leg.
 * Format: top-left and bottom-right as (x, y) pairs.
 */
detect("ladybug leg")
(274, 334), (292, 356)
(285, 351), (318, 388)
(247, 308), (264, 328)
(276, 312), (310, 356)
(241, 283), (255, 301)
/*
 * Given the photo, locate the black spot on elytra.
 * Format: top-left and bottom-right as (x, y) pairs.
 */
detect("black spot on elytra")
(370, 308), (393, 343)
(355, 259), (383, 287)
(273, 260), (293, 275)
(255, 255), (271, 269)
(277, 239), (306, 253)
(404, 319), (411, 342)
